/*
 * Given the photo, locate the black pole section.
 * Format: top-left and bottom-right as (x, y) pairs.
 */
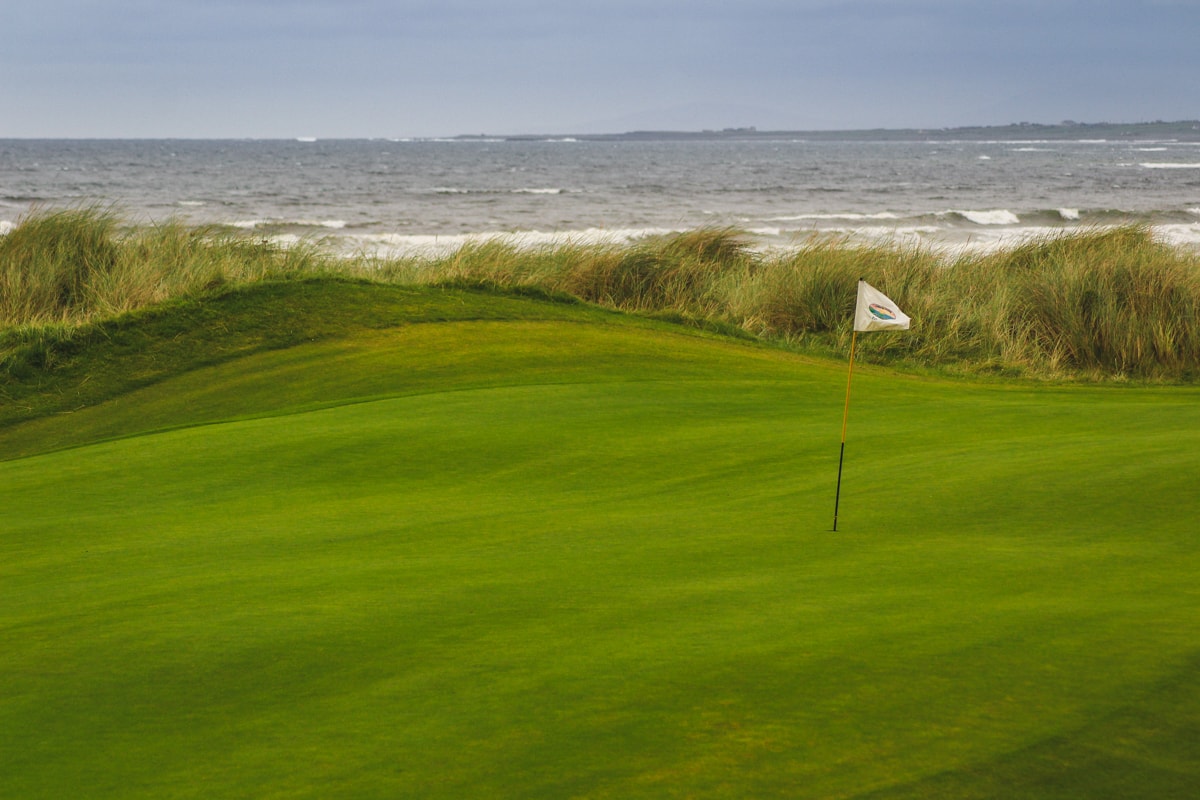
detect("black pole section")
(833, 441), (846, 531)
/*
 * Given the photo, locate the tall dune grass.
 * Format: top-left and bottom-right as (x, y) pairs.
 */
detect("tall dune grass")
(0, 207), (330, 326)
(3, 208), (1200, 380)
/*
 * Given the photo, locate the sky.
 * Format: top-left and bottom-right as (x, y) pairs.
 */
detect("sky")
(2, 0), (1198, 138)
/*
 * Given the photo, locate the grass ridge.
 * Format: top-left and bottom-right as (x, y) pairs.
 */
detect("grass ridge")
(0, 280), (607, 429)
(0, 279), (782, 460)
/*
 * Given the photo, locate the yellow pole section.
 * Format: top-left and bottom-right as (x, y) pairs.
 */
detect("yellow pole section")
(840, 330), (859, 444)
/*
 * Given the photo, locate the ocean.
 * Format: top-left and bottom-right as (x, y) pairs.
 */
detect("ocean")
(2, 135), (1199, 256)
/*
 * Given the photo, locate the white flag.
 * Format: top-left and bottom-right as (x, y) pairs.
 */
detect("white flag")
(854, 280), (911, 332)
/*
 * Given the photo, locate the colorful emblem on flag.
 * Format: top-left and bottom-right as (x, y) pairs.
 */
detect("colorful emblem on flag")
(854, 280), (910, 332)
(868, 303), (897, 321)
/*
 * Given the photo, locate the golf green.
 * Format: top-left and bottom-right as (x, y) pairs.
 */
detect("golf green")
(2, 286), (1197, 798)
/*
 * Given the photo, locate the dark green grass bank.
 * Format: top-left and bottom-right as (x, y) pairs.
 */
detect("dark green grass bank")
(2, 282), (1198, 798)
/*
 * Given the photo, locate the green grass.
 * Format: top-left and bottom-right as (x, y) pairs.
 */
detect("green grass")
(2, 281), (1197, 798)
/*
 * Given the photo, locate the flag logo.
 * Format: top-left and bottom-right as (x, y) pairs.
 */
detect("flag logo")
(868, 303), (897, 321)
(854, 281), (911, 332)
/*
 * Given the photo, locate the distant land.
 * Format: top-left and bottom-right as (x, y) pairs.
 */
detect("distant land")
(461, 119), (1200, 143)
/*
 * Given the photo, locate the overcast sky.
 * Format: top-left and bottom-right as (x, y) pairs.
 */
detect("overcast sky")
(3, 0), (1197, 138)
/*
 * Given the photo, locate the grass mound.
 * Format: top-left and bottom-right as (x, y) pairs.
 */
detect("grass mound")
(0, 280), (609, 447)
(2, 281), (1198, 798)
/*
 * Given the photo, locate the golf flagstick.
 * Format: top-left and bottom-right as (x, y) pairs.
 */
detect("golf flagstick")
(832, 279), (910, 532)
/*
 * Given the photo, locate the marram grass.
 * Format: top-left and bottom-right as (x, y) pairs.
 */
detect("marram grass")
(3, 208), (1200, 380)
(0, 207), (330, 325)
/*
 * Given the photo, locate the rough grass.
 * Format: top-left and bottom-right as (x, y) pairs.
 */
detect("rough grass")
(0, 207), (330, 325)
(4, 208), (1200, 380)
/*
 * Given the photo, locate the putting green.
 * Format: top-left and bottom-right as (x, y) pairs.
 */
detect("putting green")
(2, 286), (1197, 798)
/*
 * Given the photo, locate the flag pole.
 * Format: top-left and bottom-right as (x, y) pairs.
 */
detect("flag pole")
(832, 326), (860, 532)
(832, 277), (909, 531)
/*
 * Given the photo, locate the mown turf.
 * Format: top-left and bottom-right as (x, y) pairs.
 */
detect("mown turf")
(2, 282), (1197, 798)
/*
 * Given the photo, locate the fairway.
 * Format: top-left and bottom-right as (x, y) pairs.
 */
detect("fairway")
(2, 285), (1198, 798)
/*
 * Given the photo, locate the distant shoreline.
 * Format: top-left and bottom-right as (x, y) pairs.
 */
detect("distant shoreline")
(4, 120), (1199, 144)
(470, 119), (1200, 144)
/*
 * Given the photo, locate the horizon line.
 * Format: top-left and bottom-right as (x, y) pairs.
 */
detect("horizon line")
(3, 119), (1199, 142)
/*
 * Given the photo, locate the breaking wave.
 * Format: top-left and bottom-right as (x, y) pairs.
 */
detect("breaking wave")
(431, 187), (571, 195)
(348, 227), (679, 258)
(944, 209), (1021, 225)
(766, 212), (901, 222)
(231, 219), (349, 230)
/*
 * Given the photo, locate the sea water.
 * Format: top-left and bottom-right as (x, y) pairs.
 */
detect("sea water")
(2, 136), (1199, 255)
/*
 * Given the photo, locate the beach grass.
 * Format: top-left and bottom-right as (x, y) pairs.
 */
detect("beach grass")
(4, 208), (1200, 381)
(0, 207), (329, 326)
(2, 281), (1199, 798)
